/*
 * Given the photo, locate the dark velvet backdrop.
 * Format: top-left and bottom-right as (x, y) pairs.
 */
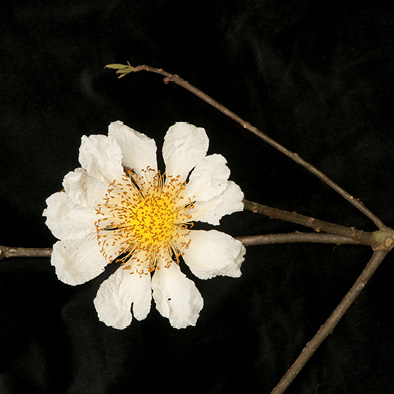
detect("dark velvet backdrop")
(1, 1), (394, 393)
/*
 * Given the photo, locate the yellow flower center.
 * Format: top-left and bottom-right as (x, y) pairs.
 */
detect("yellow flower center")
(130, 194), (177, 246)
(95, 167), (193, 275)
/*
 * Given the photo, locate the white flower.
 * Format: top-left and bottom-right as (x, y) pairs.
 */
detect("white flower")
(43, 121), (245, 329)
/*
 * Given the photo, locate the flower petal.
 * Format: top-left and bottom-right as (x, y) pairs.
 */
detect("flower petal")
(152, 262), (204, 329)
(78, 134), (124, 184)
(182, 230), (245, 280)
(43, 191), (97, 240)
(63, 167), (108, 208)
(108, 121), (158, 175)
(162, 122), (209, 182)
(189, 181), (244, 225)
(183, 154), (231, 202)
(51, 233), (107, 285)
(93, 266), (152, 330)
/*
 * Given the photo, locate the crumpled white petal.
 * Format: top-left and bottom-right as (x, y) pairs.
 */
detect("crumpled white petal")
(162, 122), (209, 182)
(189, 181), (244, 225)
(108, 121), (158, 175)
(43, 191), (97, 240)
(183, 154), (230, 202)
(51, 233), (108, 286)
(63, 168), (108, 208)
(93, 265), (152, 330)
(152, 262), (203, 329)
(182, 230), (245, 279)
(44, 120), (246, 330)
(78, 134), (124, 185)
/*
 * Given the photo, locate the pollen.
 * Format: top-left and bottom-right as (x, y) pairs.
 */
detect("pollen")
(95, 166), (194, 275)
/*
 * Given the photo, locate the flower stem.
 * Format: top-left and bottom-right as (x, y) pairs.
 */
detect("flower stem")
(270, 249), (389, 394)
(237, 233), (357, 246)
(0, 246), (52, 260)
(0, 233), (356, 260)
(105, 62), (385, 229)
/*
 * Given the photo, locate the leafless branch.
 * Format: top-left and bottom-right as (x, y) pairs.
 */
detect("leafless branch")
(105, 62), (386, 229)
(237, 233), (357, 246)
(242, 199), (375, 246)
(270, 249), (389, 394)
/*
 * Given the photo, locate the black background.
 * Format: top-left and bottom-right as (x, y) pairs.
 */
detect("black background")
(2, 1), (394, 393)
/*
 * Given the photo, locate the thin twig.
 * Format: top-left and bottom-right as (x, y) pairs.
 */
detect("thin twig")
(243, 199), (375, 246)
(0, 246), (52, 260)
(105, 62), (385, 229)
(237, 233), (357, 246)
(270, 249), (389, 394)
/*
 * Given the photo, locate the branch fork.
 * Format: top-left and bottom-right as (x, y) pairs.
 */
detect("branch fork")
(101, 61), (391, 393)
(1, 61), (392, 394)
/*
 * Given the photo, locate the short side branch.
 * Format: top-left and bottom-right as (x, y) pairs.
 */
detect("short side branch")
(243, 199), (374, 246)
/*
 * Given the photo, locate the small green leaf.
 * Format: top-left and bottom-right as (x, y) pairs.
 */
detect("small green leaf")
(105, 62), (138, 79)
(105, 63), (130, 70)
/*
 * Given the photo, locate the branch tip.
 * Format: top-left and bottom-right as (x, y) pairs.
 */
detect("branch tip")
(105, 61), (385, 229)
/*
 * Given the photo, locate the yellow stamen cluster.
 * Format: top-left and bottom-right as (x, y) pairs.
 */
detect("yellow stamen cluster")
(95, 166), (194, 275)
